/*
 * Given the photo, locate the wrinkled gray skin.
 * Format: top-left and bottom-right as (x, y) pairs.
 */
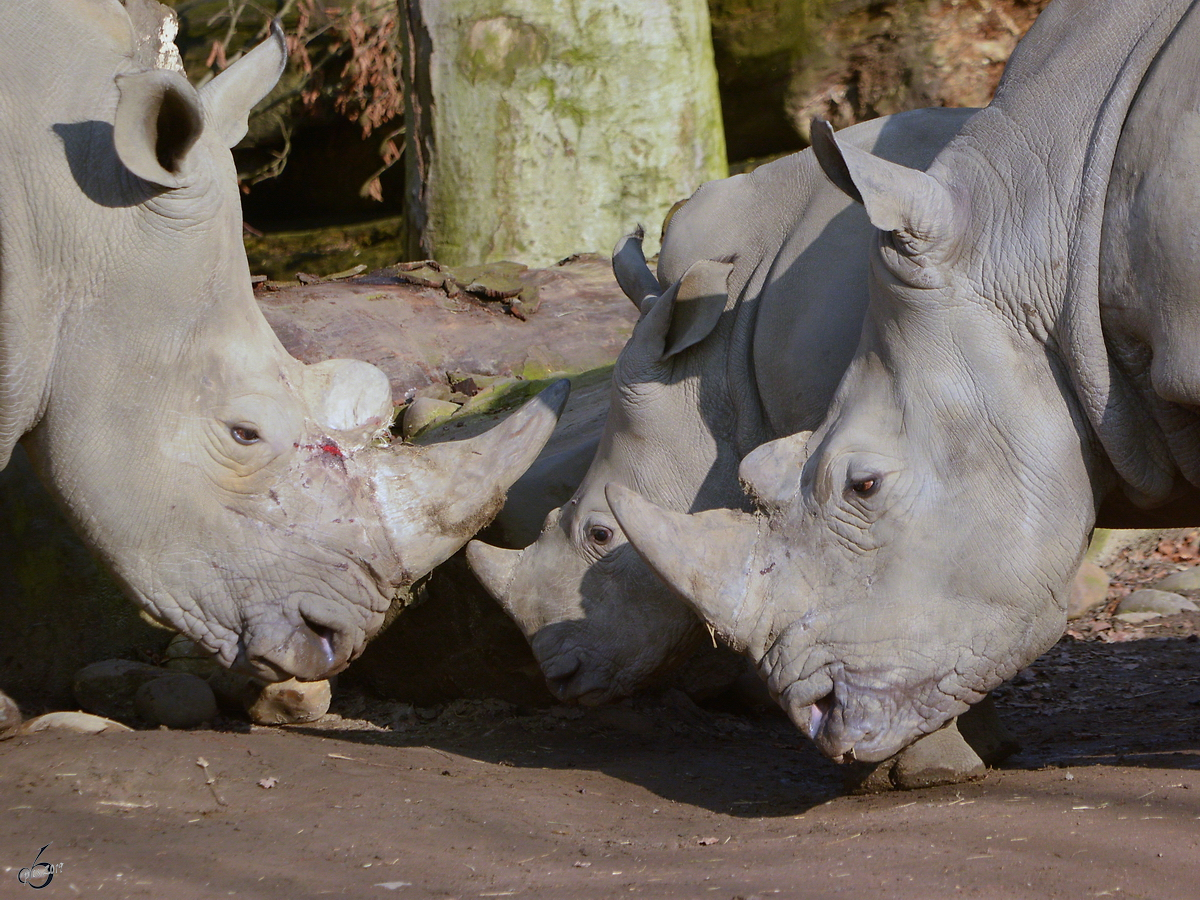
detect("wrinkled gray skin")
(610, 0), (1200, 763)
(468, 108), (976, 704)
(0, 0), (564, 718)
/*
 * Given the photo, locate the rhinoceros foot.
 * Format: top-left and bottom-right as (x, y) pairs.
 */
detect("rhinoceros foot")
(0, 690), (22, 739)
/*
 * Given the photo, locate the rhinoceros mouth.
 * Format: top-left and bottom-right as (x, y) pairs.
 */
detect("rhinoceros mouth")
(537, 648), (623, 706)
(778, 668), (963, 764)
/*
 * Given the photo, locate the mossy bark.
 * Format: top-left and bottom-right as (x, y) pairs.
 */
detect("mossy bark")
(400, 0), (728, 267)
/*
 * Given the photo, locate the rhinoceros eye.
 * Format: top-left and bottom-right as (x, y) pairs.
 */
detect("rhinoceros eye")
(230, 425), (261, 445)
(848, 476), (879, 497)
(588, 524), (613, 546)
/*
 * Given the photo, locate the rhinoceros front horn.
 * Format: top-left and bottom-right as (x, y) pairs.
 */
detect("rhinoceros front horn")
(374, 380), (569, 582)
(605, 483), (766, 654)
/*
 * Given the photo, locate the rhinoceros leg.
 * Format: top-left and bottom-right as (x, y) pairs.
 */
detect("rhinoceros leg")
(843, 698), (1018, 793)
(0, 690), (22, 739)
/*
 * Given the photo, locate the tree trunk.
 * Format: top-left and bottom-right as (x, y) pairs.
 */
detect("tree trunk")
(400, 0), (727, 267)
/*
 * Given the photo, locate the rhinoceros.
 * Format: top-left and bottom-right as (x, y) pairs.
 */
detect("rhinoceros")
(0, 0), (565, 725)
(607, 0), (1200, 763)
(466, 108), (976, 704)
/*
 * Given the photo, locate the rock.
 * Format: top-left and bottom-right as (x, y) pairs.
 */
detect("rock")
(1153, 567), (1200, 592)
(246, 678), (332, 725)
(73, 659), (173, 721)
(19, 711), (132, 735)
(956, 695), (1020, 766)
(401, 397), (461, 440)
(847, 718), (986, 793)
(134, 673), (219, 728)
(1067, 560), (1110, 620)
(1116, 589), (1199, 617)
(0, 693), (22, 739)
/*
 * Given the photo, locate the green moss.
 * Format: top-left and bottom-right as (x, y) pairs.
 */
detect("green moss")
(242, 216), (407, 281)
(416, 366), (614, 444)
(459, 15), (549, 86)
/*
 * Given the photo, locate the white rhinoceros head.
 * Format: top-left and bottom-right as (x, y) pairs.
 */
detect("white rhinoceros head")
(4, 4), (566, 682)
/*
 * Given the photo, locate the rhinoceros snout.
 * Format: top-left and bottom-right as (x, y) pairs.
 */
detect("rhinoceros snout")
(536, 643), (617, 706)
(237, 610), (358, 683)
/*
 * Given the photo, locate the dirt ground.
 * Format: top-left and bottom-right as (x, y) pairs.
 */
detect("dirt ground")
(2, 540), (1198, 899)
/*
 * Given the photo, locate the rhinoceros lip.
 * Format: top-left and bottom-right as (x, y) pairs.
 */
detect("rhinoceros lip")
(539, 653), (620, 706)
(781, 674), (894, 763)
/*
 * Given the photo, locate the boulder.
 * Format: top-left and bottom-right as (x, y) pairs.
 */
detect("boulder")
(1115, 589), (1199, 618)
(247, 678), (333, 725)
(73, 659), (173, 721)
(1153, 567), (1200, 592)
(134, 674), (219, 729)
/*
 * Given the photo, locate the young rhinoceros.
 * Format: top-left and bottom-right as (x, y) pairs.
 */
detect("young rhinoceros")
(0, 0), (565, 724)
(467, 108), (975, 705)
(609, 0), (1200, 764)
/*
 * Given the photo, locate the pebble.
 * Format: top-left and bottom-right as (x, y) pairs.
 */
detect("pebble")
(1115, 589), (1199, 617)
(19, 711), (132, 735)
(134, 673), (219, 728)
(246, 678), (331, 725)
(1067, 561), (1110, 620)
(1, 693), (22, 738)
(73, 659), (173, 720)
(1153, 567), (1200, 592)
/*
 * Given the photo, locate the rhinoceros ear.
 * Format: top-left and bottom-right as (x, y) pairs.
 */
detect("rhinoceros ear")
(113, 68), (204, 189)
(739, 430), (813, 511)
(639, 258), (734, 360)
(199, 20), (288, 148)
(810, 117), (955, 258)
(612, 227), (662, 313)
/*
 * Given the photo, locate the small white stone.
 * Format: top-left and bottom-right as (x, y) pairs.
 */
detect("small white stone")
(20, 711), (133, 735)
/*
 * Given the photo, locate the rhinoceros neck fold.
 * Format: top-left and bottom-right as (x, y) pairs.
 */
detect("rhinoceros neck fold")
(935, 0), (1200, 506)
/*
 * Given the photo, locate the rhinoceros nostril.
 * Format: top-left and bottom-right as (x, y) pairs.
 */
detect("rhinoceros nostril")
(299, 615), (337, 670)
(543, 657), (582, 694)
(809, 691), (836, 738)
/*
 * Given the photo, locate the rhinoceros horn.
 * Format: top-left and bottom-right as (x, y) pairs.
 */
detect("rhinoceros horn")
(465, 541), (521, 607)
(373, 380), (570, 582)
(738, 431), (812, 511)
(604, 483), (766, 653)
